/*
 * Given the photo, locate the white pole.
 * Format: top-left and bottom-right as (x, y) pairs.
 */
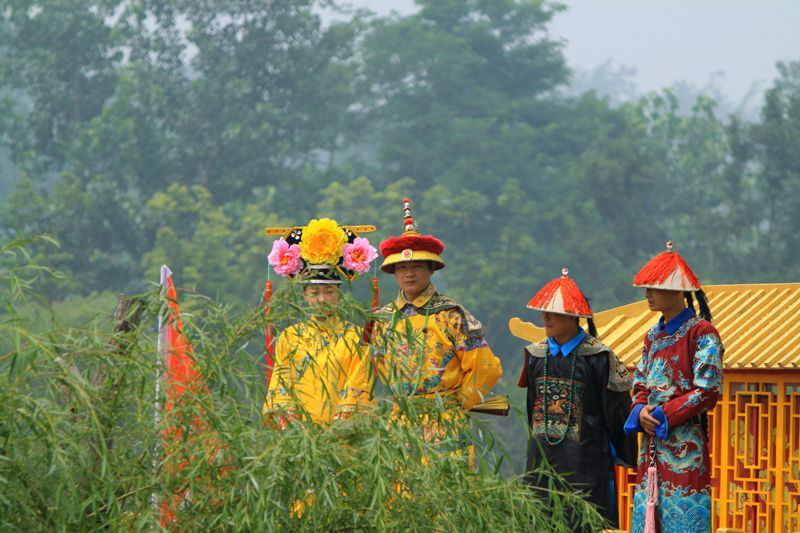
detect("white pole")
(152, 265), (172, 522)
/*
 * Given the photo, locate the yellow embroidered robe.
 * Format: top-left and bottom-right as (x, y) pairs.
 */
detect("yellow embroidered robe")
(369, 283), (503, 410)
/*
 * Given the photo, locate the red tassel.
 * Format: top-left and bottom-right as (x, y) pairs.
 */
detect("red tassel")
(526, 276), (592, 317)
(527, 278), (560, 308)
(634, 250), (700, 289)
(380, 234), (444, 256)
(362, 277), (380, 344)
(264, 280), (274, 387)
(370, 277), (380, 310)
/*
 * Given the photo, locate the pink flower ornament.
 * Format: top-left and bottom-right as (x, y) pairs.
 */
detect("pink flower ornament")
(268, 238), (302, 276)
(343, 237), (378, 274)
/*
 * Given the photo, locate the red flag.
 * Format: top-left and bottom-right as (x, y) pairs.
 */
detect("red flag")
(163, 269), (204, 411)
(157, 266), (218, 527)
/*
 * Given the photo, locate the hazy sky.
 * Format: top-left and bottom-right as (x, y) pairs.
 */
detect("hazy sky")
(346, 0), (800, 105)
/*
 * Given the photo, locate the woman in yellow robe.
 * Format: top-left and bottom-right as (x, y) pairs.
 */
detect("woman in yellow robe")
(262, 218), (376, 428)
(263, 291), (369, 426)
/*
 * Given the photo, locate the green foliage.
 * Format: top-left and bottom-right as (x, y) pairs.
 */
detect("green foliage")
(11, 290), (119, 335)
(141, 183), (283, 305)
(0, 0), (122, 168)
(0, 0), (363, 293)
(357, 0), (569, 193)
(0, 238), (606, 532)
(734, 60), (800, 280)
(1, 235), (63, 309)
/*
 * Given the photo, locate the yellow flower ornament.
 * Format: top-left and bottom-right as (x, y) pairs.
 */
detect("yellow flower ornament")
(300, 218), (347, 265)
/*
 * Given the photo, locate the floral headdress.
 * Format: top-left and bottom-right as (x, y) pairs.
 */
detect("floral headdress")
(266, 218), (378, 284)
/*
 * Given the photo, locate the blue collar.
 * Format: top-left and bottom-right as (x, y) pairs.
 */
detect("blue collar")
(659, 307), (695, 335)
(547, 329), (586, 357)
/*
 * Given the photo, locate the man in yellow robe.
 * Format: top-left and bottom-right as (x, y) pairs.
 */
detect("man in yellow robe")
(262, 218), (377, 428)
(375, 278), (502, 411)
(356, 198), (503, 450)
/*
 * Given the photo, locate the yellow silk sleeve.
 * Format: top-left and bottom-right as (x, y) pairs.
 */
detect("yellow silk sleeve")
(262, 330), (296, 417)
(454, 328), (503, 410)
(335, 341), (374, 418)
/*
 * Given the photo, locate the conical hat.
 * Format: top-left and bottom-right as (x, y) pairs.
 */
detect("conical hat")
(633, 242), (701, 291)
(527, 268), (593, 318)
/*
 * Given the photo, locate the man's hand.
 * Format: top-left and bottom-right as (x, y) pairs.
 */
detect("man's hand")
(639, 404), (660, 435)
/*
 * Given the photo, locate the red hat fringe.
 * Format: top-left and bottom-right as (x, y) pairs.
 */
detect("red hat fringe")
(527, 269), (592, 317)
(380, 234), (444, 257)
(633, 242), (700, 290)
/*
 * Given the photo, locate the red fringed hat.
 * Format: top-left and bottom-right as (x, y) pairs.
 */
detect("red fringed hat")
(633, 241), (701, 292)
(527, 267), (593, 318)
(380, 197), (445, 273)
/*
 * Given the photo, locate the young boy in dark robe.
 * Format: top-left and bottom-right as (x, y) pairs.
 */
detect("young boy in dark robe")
(519, 268), (637, 529)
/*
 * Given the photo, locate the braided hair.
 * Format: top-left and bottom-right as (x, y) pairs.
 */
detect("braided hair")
(684, 290), (712, 322)
(587, 317), (598, 338)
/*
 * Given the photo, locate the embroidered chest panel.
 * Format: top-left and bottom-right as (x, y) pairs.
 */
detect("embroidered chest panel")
(531, 376), (584, 442)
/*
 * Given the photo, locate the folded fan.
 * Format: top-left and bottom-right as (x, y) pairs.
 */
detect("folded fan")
(469, 395), (510, 416)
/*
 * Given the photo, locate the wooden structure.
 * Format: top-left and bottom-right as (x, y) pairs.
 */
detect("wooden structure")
(510, 282), (800, 533)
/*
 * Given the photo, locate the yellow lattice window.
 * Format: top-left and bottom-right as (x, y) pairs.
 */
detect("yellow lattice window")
(615, 372), (800, 532)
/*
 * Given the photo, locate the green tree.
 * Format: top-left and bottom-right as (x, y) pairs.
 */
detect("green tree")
(141, 183), (283, 305)
(746, 60), (800, 280)
(0, 1), (123, 171)
(1, 0), (363, 297)
(357, 0), (569, 194)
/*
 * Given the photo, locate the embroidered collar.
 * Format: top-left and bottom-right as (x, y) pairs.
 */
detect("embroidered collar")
(547, 328), (586, 357)
(659, 307), (695, 335)
(395, 283), (437, 309)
